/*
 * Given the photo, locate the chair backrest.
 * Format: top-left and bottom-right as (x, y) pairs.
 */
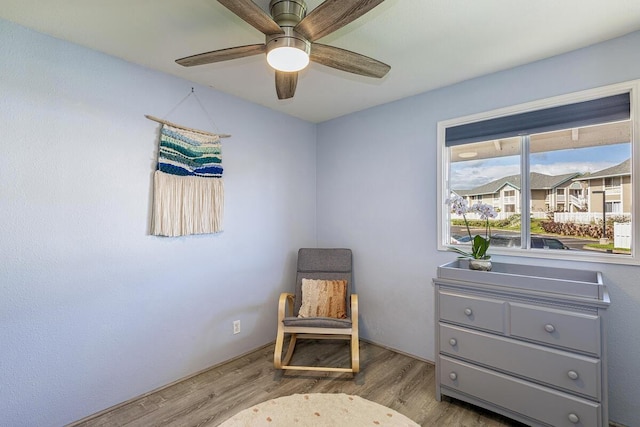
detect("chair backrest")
(294, 248), (353, 316)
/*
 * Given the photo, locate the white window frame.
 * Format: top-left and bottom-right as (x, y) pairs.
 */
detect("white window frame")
(437, 80), (640, 265)
(606, 201), (622, 214)
(605, 176), (622, 194)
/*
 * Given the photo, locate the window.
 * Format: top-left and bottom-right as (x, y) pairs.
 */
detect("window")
(606, 201), (622, 214)
(503, 190), (517, 213)
(438, 81), (639, 264)
(605, 177), (621, 188)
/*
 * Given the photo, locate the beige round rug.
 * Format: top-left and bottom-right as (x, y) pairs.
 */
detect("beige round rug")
(218, 393), (419, 426)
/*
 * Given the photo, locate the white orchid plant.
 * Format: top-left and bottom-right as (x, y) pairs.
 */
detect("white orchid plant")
(446, 194), (497, 260)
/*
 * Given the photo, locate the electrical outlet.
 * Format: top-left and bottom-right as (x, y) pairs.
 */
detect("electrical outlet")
(233, 320), (241, 335)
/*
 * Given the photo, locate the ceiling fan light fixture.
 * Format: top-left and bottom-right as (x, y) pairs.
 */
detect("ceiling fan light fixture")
(266, 28), (311, 72)
(267, 46), (309, 72)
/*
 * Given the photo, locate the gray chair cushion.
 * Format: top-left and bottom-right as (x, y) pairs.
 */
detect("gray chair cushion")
(297, 248), (352, 273)
(283, 316), (352, 329)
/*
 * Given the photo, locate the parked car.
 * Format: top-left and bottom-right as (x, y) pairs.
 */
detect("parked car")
(490, 234), (570, 250)
(451, 234), (569, 249)
(451, 234), (472, 244)
(531, 236), (571, 249)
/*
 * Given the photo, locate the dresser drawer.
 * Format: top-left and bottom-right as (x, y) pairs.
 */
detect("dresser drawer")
(439, 356), (601, 427)
(438, 291), (506, 333)
(510, 303), (600, 355)
(440, 324), (601, 399)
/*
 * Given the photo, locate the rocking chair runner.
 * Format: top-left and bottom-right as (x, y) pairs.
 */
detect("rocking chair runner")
(274, 248), (359, 373)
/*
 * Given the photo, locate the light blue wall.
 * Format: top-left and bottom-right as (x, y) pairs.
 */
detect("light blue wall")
(4, 13), (640, 427)
(0, 20), (317, 426)
(316, 31), (640, 426)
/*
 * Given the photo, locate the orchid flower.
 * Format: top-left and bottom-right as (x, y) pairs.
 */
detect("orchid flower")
(446, 195), (496, 259)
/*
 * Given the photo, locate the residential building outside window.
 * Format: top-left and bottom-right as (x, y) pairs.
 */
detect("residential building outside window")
(438, 81), (639, 264)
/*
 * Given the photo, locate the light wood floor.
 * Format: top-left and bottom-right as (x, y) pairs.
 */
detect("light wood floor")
(71, 340), (525, 427)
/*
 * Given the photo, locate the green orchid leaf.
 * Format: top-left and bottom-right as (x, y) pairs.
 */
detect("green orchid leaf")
(446, 246), (473, 258)
(471, 235), (490, 259)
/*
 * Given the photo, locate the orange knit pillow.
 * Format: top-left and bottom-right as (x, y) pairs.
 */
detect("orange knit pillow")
(298, 279), (347, 319)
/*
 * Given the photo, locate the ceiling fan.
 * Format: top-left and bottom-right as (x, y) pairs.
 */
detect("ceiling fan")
(176, 0), (391, 100)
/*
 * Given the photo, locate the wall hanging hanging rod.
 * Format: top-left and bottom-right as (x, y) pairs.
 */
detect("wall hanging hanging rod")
(144, 115), (231, 138)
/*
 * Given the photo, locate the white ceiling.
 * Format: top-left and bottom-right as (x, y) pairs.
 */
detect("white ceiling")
(2, 0), (640, 123)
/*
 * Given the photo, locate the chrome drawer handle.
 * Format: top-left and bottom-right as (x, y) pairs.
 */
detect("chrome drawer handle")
(568, 413), (579, 423)
(464, 308), (473, 316)
(544, 324), (555, 333)
(567, 370), (579, 380)
(449, 338), (457, 346)
(449, 372), (457, 381)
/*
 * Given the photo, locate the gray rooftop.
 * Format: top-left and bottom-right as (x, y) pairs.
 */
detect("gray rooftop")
(574, 158), (630, 180)
(456, 172), (580, 196)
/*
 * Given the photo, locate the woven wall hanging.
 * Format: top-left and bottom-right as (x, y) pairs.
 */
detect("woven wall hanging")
(145, 92), (230, 237)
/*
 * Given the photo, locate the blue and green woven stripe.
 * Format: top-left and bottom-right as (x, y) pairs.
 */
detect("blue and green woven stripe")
(158, 124), (223, 177)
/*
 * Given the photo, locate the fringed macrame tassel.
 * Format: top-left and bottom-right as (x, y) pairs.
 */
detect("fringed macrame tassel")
(152, 171), (224, 236)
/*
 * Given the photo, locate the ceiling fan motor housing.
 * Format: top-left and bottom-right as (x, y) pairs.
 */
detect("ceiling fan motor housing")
(265, 27), (311, 59)
(269, 0), (307, 26)
(266, 0), (310, 71)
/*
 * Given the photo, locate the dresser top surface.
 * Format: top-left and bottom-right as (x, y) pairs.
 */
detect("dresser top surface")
(436, 259), (607, 301)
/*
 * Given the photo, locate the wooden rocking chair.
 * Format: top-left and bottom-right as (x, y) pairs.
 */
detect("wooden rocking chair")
(274, 248), (359, 373)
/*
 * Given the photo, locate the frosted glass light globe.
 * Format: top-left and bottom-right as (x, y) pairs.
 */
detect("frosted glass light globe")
(267, 46), (309, 72)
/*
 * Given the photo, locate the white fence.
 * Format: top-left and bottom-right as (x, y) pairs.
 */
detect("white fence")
(553, 212), (629, 224)
(451, 212), (547, 221)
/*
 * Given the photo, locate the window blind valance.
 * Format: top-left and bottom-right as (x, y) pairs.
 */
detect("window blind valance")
(445, 93), (630, 147)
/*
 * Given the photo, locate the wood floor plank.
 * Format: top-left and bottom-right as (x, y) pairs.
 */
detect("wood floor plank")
(71, 340), (524, 427)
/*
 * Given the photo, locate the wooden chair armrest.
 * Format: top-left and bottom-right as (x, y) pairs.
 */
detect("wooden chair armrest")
(350, 294), (358, 328)
(278, 292), (295, 322)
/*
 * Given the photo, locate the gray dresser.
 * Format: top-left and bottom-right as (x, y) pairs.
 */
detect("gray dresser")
(434, 260), (610, 427)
